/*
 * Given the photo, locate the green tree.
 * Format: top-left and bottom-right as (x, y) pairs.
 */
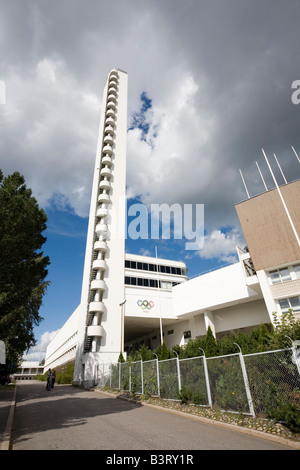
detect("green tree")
(204, 326), (218, 357)
(269, 310), (300, 349)
(156, 340), (171, 360)
(0, 170), (50, 375)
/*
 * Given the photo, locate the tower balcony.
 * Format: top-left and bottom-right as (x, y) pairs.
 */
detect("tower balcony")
(94, 240), (108, 252)
(101, 155), (112, 166)
(107, 94), (117, 103)
(96, 207), (108, 218)
(104, 125), (115, 136)
(106, 108), (115, 118)
(98, 192), (110, 204)
(88, 301), (105, 314)
(90, 279), (106, 291)
(102, 144), (113, 155)
(109, 79), (118, 88)
(107, 100), (116, 110)
(87, 325), (104, 338)
(105, 116), (115, 127)
(99, 179), (111, 191)
(95, 223), (108, 237)
(100, 167), (111, 178)
(103, 134), (114, 146)
(92, 259), (107, 271)
(109, 70), (119, 79)
(108, 86), (117, 96)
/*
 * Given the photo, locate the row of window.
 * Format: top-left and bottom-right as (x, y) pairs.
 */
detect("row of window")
(279, 296), (300, 314)
(269, 264), (300, 285)
(151, 330), (190, 339)
(125, 276), (180, 289)
(125, 260), (186, 276)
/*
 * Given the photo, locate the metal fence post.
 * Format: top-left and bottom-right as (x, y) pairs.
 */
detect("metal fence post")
(174, 351), (181, 394)
(199, 348), (212, 408)
(153, 353), (160, 397)
(129, 363), (131, 393)
(118, 362), (121, 390)
(291, 341), (300, 376)
(141, 359), (144, 395)
(286, 336), (300, 376)
(234, 343), (255, 417)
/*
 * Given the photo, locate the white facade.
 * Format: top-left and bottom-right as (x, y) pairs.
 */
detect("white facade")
(43, 305), (79, 372)
(15, 361), (44, 380)
(44, 70), (300, 387)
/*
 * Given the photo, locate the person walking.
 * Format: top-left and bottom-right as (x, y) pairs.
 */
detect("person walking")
(46, 369), (52, 391)
(51, 370), (56, 388)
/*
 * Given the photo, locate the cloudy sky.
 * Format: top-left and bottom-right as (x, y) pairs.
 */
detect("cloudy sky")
(1, 0), (300, 360)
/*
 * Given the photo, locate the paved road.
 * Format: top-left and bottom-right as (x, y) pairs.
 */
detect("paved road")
(11, 381), (292, 451)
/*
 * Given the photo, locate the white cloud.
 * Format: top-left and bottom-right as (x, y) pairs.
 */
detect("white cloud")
(1, 57), (100, 217)
(23, 330), (59, 362)
(1, 0), (299, 246)
(127, 74), (216, 207)
(198, 228), (244, 263)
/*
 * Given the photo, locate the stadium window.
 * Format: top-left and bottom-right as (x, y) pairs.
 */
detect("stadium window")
(279, 296), (300, 314)
(269, 268), (291, 284)
(294, 264), (300, 279)
(150, 279), (158, 288)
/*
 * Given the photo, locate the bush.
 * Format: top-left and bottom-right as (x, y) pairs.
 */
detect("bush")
(267, 403), (300, 433)
(56, 362), (74, 384)
(56, 373), (73, 384)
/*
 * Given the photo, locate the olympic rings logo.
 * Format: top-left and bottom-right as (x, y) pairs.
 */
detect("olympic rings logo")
(137, 300), (154, 310)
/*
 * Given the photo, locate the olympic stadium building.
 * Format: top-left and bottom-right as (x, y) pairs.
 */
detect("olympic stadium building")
(43, 69), (300, 388)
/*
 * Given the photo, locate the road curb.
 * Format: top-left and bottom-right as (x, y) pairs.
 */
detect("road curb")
(0, 385), (17, 451)
(95, 388), (300, 450)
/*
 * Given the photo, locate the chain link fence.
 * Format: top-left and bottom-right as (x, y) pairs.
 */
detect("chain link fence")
(97, 343), (300, 417)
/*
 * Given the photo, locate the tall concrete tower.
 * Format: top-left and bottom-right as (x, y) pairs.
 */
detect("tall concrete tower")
(74, 69), (128, 387)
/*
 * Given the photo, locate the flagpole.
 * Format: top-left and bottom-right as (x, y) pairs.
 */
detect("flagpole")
(273, 153), (287, 184)
(239, 169), (250, 199)
(155, 246), (163, 345)
(262, 148), (300, 249)
(291, 146), (300, 163)
(256, 161), (268, 192)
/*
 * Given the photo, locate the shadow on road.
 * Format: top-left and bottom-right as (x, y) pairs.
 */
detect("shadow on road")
(13, 381), (139, 447)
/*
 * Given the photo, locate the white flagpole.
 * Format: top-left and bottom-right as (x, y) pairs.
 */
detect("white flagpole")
(273, 153), (287, 184)
(155, 246), (163, 345)
(256, 161), (268, 191)
(262, 148), (300, 249)
(239, 169), (250, 199)
(291, 146), (300, 163)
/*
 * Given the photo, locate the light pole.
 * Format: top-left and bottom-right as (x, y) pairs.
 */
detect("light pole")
(119, 300), (126, 354)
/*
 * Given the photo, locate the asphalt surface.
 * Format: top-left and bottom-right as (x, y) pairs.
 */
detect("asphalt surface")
(6, 380), (296, 451)
(0, 385), (16, 450)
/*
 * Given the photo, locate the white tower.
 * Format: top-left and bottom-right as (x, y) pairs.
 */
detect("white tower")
(74, 69), (128, 387)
